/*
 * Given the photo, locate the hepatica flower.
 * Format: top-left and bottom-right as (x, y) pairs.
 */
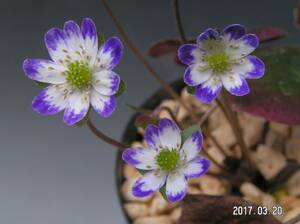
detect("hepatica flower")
(23, 18), (123, 125)
(178, 24), (265, 104)
(122, 118), (210, 202)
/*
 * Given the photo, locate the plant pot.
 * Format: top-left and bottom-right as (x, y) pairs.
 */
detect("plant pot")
(115, 80), (300, 224)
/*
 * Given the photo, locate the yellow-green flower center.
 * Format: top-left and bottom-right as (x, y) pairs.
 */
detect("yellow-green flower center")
(208, 52), (230, 73)
(66, 61), (91, 89)
(156, 149), (180, 172)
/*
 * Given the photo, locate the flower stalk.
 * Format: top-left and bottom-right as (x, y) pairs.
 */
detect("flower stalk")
(87, 117), (129, 150)
(172, 0), (187, 42)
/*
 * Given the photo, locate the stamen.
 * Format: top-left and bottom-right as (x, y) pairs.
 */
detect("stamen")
(66, 61), (91, 89)
(156, 149), (180, 172)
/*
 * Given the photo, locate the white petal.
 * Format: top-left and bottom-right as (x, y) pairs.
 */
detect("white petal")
(92, 70), (120, 96)
(158, 118), (181, 150)
(23, 59), (67, 84)
(221, 72), (249, 96)
(122, 147), (158, 170)
(90, 90), (116, 117)
(166, 171), (187, 202)
(180, 131), (203, 162)
(181, 157), (210, 178)
(132, 170), (167, 197)
(184, 63), (213, 87)
(32, 83), (70, 115)
(63, 90), (90, 125)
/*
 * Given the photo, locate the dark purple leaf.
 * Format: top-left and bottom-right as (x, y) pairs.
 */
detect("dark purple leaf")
(294, 1), (300, 28)
(229, 45), (300, 125)
(250, 27), (287, 43)
(179, 194), (281, 224)
(147, 38), (182, 57)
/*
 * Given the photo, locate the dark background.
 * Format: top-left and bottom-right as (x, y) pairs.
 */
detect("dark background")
(0, 0), (298, 223)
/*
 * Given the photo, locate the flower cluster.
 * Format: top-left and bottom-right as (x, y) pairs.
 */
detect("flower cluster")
(23, 18), (123, 125)
(122, 118), (210, 202)
(178, 24), (265, 104)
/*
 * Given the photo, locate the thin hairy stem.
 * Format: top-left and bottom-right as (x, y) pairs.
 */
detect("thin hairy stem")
(172, 0), (187, 42)
(87, 118), (129, 150)
(218, 92), (252, 168)
(100, 0), (198, 122)
(198, 103), (218, 126)
(284, 213), (300, 224)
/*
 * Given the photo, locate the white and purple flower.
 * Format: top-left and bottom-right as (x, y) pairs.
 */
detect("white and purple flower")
(178, 24), (265, 104)
(122, 118), (210, 202)
(23, 18), (123, 125)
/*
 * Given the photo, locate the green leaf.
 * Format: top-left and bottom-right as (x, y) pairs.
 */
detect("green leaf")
(229, 45), (300, 124)
(35, 81), (49, 87)
(186, 86), (195, 95)
(159, 185), (168, 201)
(98, 33), (105, 46)
(115, 80), (126, 97)
(181, 124), (201, 143)
(75, 115), (89, 127)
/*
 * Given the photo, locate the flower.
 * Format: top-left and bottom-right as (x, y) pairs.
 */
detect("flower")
(122, 118), (210, 202)
(178, 24), (265, 104)
(23, 18), (123, 125)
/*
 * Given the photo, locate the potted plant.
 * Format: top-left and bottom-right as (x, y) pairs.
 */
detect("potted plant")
(22, 0), (300, 223)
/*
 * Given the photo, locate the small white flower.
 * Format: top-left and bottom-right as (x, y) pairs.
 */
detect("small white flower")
(23, 18), (123, 125)
(122, 118), (210, 202)
(178, 24), (265, 104)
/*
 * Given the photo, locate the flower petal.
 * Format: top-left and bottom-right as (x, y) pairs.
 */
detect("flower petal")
(132, 170), (166, 198)
(225, 34), (259, 60)
(181, 157), (210, 178)
(166, 171), (187, 202)
(81, 18), (98, 66)
(144, 124), (161, 150)
(230, 56), (265, 80)
(23, 59), (67, 84)
(92, 70), (120, 95)
(90, 90), (116, 117)
(184, 63), (213, 87)
(63, 20), (84, 61)
(44, 28), (69, 64)
(244, 56), (265, 79)
(181, 131), (203, 162)
(195, 76), (222, 104)
(122, 147), (158, 170)
(158, 118), (181, 150)
(197, 28), (219, 44)
(223, 24), (246, 40)
(221, 73), (250, 96)
(177, 44), (203, 65)
(32, 84), (70, 115)
(95, 37), (123, 70)
(63, 91), (90, 125)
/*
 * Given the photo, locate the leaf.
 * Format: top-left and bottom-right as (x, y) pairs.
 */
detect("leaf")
(35, 81), (49, 87)
(147, 38), (182, 57)
(159, 185), (168, 201)
(75, 114), (89, 127)
(181, 125), (201, 143)
(179, 194), (282, 224)
(98, 33), (105, 46)
(186, 86), (196, 95)
(115, 80), (126, 97)
(250, 26), (287, 43)
(229, 45), (300, 124)
(134, 114), (159, 129)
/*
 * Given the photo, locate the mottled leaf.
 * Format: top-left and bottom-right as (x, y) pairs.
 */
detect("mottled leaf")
(229, 45), (300, 125)
(179, 194), (282, 224)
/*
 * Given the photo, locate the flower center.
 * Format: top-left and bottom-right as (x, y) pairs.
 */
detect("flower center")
(208, 52), (229, 73)
(156, 149), (180, 172)
(66, 61), (91, 89)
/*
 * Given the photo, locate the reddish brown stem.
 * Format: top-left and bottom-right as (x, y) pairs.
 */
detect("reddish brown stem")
(172, 0), (187, 42)
(218, 92), (252, 168)
(87, 118), (129, 150)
